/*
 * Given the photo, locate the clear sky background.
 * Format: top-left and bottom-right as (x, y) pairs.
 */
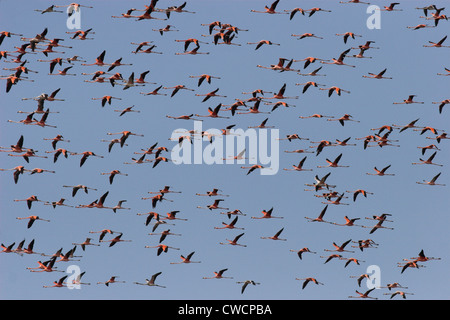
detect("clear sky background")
(0, 0), (449, 300)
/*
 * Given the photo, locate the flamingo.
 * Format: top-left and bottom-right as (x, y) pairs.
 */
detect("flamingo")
(340, 257), (365, 268)
(260, 228), (287, 241)
(1, 242), (16, 254)
(417, 144), (441, 155)
(71, 151), (104, 167)
(256, 57), (291, 72)
(237, 280), (260, 294)
(92, 95), (122, 107)
(399, 260), (424, 274)
(290, 247), (317, 260)
(378, 3), (402, 11)
(319, 86), (350, 97)
(296, 81), (326, 94)
(132, 5), (167, 21)
(412, 151), (443, 166)
(44, 198), (73, 209)
(292, 33), (323, 40)
(34, 5), (64, 14)
(363, 219), (394, 234)
(437, 67), (450, 76)
(81, 50), (110, 67)
(307, 7), (332, 17)
(351, 239), (378, 252)
(45, 148), (71, 163)
(145, 244), (180, 256)
(320, 254), (343, 264)
(0, 166), (29, 184)
(72, 238), (100, 251)
(14, 195), (45, 209)
(366, 165), (395, 176)
(170, 251), (201, 264)
(283, 156), (313, 172)
(195, 88), (227, 102)
(350, 274), (371, 287)
(329, 216), (364, 228)
(62, 184), (97, 197)
(251, 207), (283, 219)
(97, 276), (126, 286)
(163, 2), (196, 19)
(153, 25), (179, 36)
(148, 229), (182, 243)
(112, 8), (138, 18)
(317, 153), (349, 169)
(247, 40), (280, 51)
(134, 272), (166, 288)
(16, 215), (50, 228)
(250, 0), (286, 14)
(432, 99), (450, 114)
(335, 32), (362, 44)
(409, 249), (441, 262)
(416, 172), (445, 186)
(163, 84), (195, 97)
(324, 239), (354, 253)
(346, 189), (374, 202)
(380, 283), (408, 291)
(321, 48), (356, 67)
(220, 209), (246, 219)
(203, 268), (233, 280)
(42, 134), (69, 150)
(362, 68), (392, 79)
(407, 24), (435, 30)
(423, 35), (449, 48)
(295, 277), (324, 289)
(100, 233), (131, 247)
(197, 199), (228, 211)
(214, 216), (245, 230)
(220, 232), (247, 247)
(385, 291), (414, 299)
(89, 229), (120, 242)
(43, 275), (68, 288)
(285, 8), (306, 20)
(348, 288), (377, 300)
(304, 205), (331, 223)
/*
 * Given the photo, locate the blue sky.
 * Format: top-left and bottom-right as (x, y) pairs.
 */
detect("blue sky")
(1, 0), (449, 300)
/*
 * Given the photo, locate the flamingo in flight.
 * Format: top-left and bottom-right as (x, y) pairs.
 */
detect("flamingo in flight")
(384, 291), (414, 299)
(170, 251), (201, 264)
(283, 156), (313, 172)
(335, 32), (362, 44)
(196, 188), (229, 197)
(153, 25), (179, 36)
(260, 228), (287, 241)
(416, 172), (445, 186)
(324, 239), (354, 253)
(363, 68), (392, 79)
(366, 165), (394, 176)
(251, 207), (284, 219)
(290, 247), (317, 260)
(97, 276), (126, 286)
(145, 244), (180, 256)
(412, 151), (443, 166)
(134, 272), (166, 288)
(319, 86), (350, 97)
(250, 0), (287, 14)
(304, 205), (331, 223)
(423, 36), (449, 48)
(321, 48), (356, 67)
(348, 288), (377, 300)
(99, 233), (132, 247)
(295, 277), (324, 290)
(237, 280), (261, 294)
(203, 268), (233, 280)
(247, 40), (280, 50)
(219, 232), (247, 247)
(89, 229), (120, 242)
(16, 215), (50, 228)
(43, 275), (68, 288)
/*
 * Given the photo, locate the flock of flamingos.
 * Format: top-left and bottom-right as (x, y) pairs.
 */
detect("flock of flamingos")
(0, 0), (448, 300)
